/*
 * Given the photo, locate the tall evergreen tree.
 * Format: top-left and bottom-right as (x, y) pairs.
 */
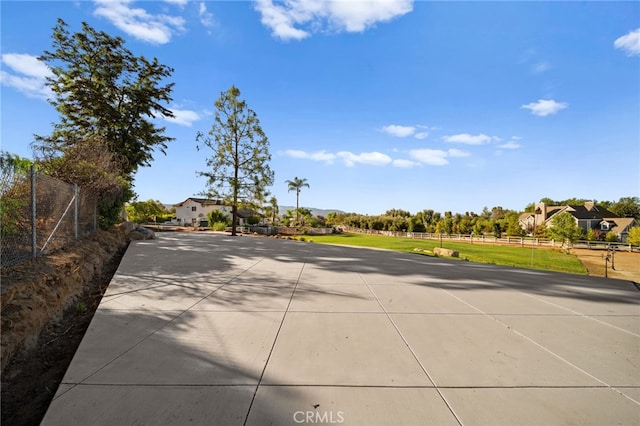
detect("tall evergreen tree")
(35, 19), (175, 180)
(197, 86), (274, 236)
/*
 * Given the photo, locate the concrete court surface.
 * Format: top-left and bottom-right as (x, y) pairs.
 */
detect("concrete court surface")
(41, 232), (640, 426)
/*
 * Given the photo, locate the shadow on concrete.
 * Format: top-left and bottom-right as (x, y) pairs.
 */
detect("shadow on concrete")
(44, 307), (307, 425)
(43, 232), (639, 424)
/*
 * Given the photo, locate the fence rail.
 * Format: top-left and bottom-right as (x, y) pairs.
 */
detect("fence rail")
(1, 166), (97, 269)
(339, 226), (639, 253)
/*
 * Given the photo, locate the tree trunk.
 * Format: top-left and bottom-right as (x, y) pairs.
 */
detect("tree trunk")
(232, 130), (239, 236)
(296, 190), (300, 226)
(231, 204), (238, 236)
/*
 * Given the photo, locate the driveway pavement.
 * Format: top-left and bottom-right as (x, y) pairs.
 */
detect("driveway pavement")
(42, 232), (640, 425)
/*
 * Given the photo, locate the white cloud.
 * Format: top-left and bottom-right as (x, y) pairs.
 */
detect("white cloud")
(498, 141), (521, 150)
(406, 147), (473, 166)
(328, 0), (414, 32)
(282, 148), (429, 168)
(164, 0), (188, 6)
(254, 0), (413, 41)
(521, 99), (568, 116)
(283, 149), (395, 167)
(93, 0), (186, 44)
(414, 131), (429, 140)
(199, 2), (214, 28)
(442, 133), (493, 145)
(2, 53), (51, 79)
(392, 159), (420, 168)
(381, 124), (431, 139)
(0, 53), (53, 100)
(337, 151), (392, 167)
(532, 61), (550, 74)
(614, 28), (640, 57)
(381, 124), (415, 137)
(409, 149), (449, 166)
(284, 149), (336, 163)
(447, 148), (471, 157)
(253, 0), (311, 41)
(165, 108), (204, 127)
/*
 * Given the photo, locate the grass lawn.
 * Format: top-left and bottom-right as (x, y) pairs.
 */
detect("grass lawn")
(299, 233), (587, 275)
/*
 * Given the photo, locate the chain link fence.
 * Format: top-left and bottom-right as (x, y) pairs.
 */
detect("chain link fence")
(1, 165), (97, 269)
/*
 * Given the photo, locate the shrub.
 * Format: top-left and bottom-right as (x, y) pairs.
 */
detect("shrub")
(627, 227), (640, 246)
(207, 209), (229, 226)
(246, 215), (260, 225)
(211, 221), (227, 231)
(605, 231), (619, 242)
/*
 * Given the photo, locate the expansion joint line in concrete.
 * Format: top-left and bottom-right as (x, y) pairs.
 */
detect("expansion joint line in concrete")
(242, 244), (314, 426)
(359, 274), (465, 426)
(516, 290), (640, 338)
(441, 289), (640, 407)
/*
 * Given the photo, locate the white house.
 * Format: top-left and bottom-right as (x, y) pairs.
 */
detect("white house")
(173, 198), (231, 226)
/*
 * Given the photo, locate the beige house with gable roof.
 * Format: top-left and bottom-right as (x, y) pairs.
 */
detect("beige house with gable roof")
(519, 201), (638, 243)
(173, 198), (258, 227)
(173, 198), (231, 226)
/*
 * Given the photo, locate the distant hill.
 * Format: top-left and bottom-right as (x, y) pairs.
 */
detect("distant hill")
(164, 201), (344, 217)
(279, 206), (345, 217)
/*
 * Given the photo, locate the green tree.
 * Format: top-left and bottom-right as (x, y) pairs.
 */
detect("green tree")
(389, 215), (409, 232)
(384, 209), (411, 217)
(296, 207), (313, 226)
(490, 206), (508, 221)
(0, 152), (34, 239)
(547, 212), (582, 249)
(34, 20), (174, 227)
(493, 222), (502, 238)
(35, 19), (175, 179)
(626, 227), (640, 246)
(125, 199), (168, 223)
(197, 86), (274, 236)
(285, 177), (310, 226)
(0, 152), (32, 176)
(38, 136), (132, 228)
(436, 212), (454, 235)
(246, 215), (261, 225)
(282, 209), (296, 226)
(408, 215), (426, 233)
(505, 212), (524, 237)
(559, 198), (590, 206)
(609, 197), (640, 219)
(207, 209), (230, 227)
(263, 196), (279, 225)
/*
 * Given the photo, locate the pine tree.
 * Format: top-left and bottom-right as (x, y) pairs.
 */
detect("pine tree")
(197, 86), (274, 236)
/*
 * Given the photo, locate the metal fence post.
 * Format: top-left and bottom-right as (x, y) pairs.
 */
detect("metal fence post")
(74, 184), (79, 239)
(31, 165), (37, 258)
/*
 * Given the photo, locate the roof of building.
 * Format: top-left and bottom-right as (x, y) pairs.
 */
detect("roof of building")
(604, 217), (637, 234)
(562, 204), (617, 220)
(174, 198), (261, 219)
(543, 206), (565, 220)
(174, 197), (226, 207)
(539, 202), (618, 222)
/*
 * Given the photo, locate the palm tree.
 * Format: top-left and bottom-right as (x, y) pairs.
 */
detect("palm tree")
(285, 177), (309, 226)
(263, 196), (279, 225)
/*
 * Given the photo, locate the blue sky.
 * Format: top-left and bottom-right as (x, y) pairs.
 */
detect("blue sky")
(1, 1), (639, 215)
